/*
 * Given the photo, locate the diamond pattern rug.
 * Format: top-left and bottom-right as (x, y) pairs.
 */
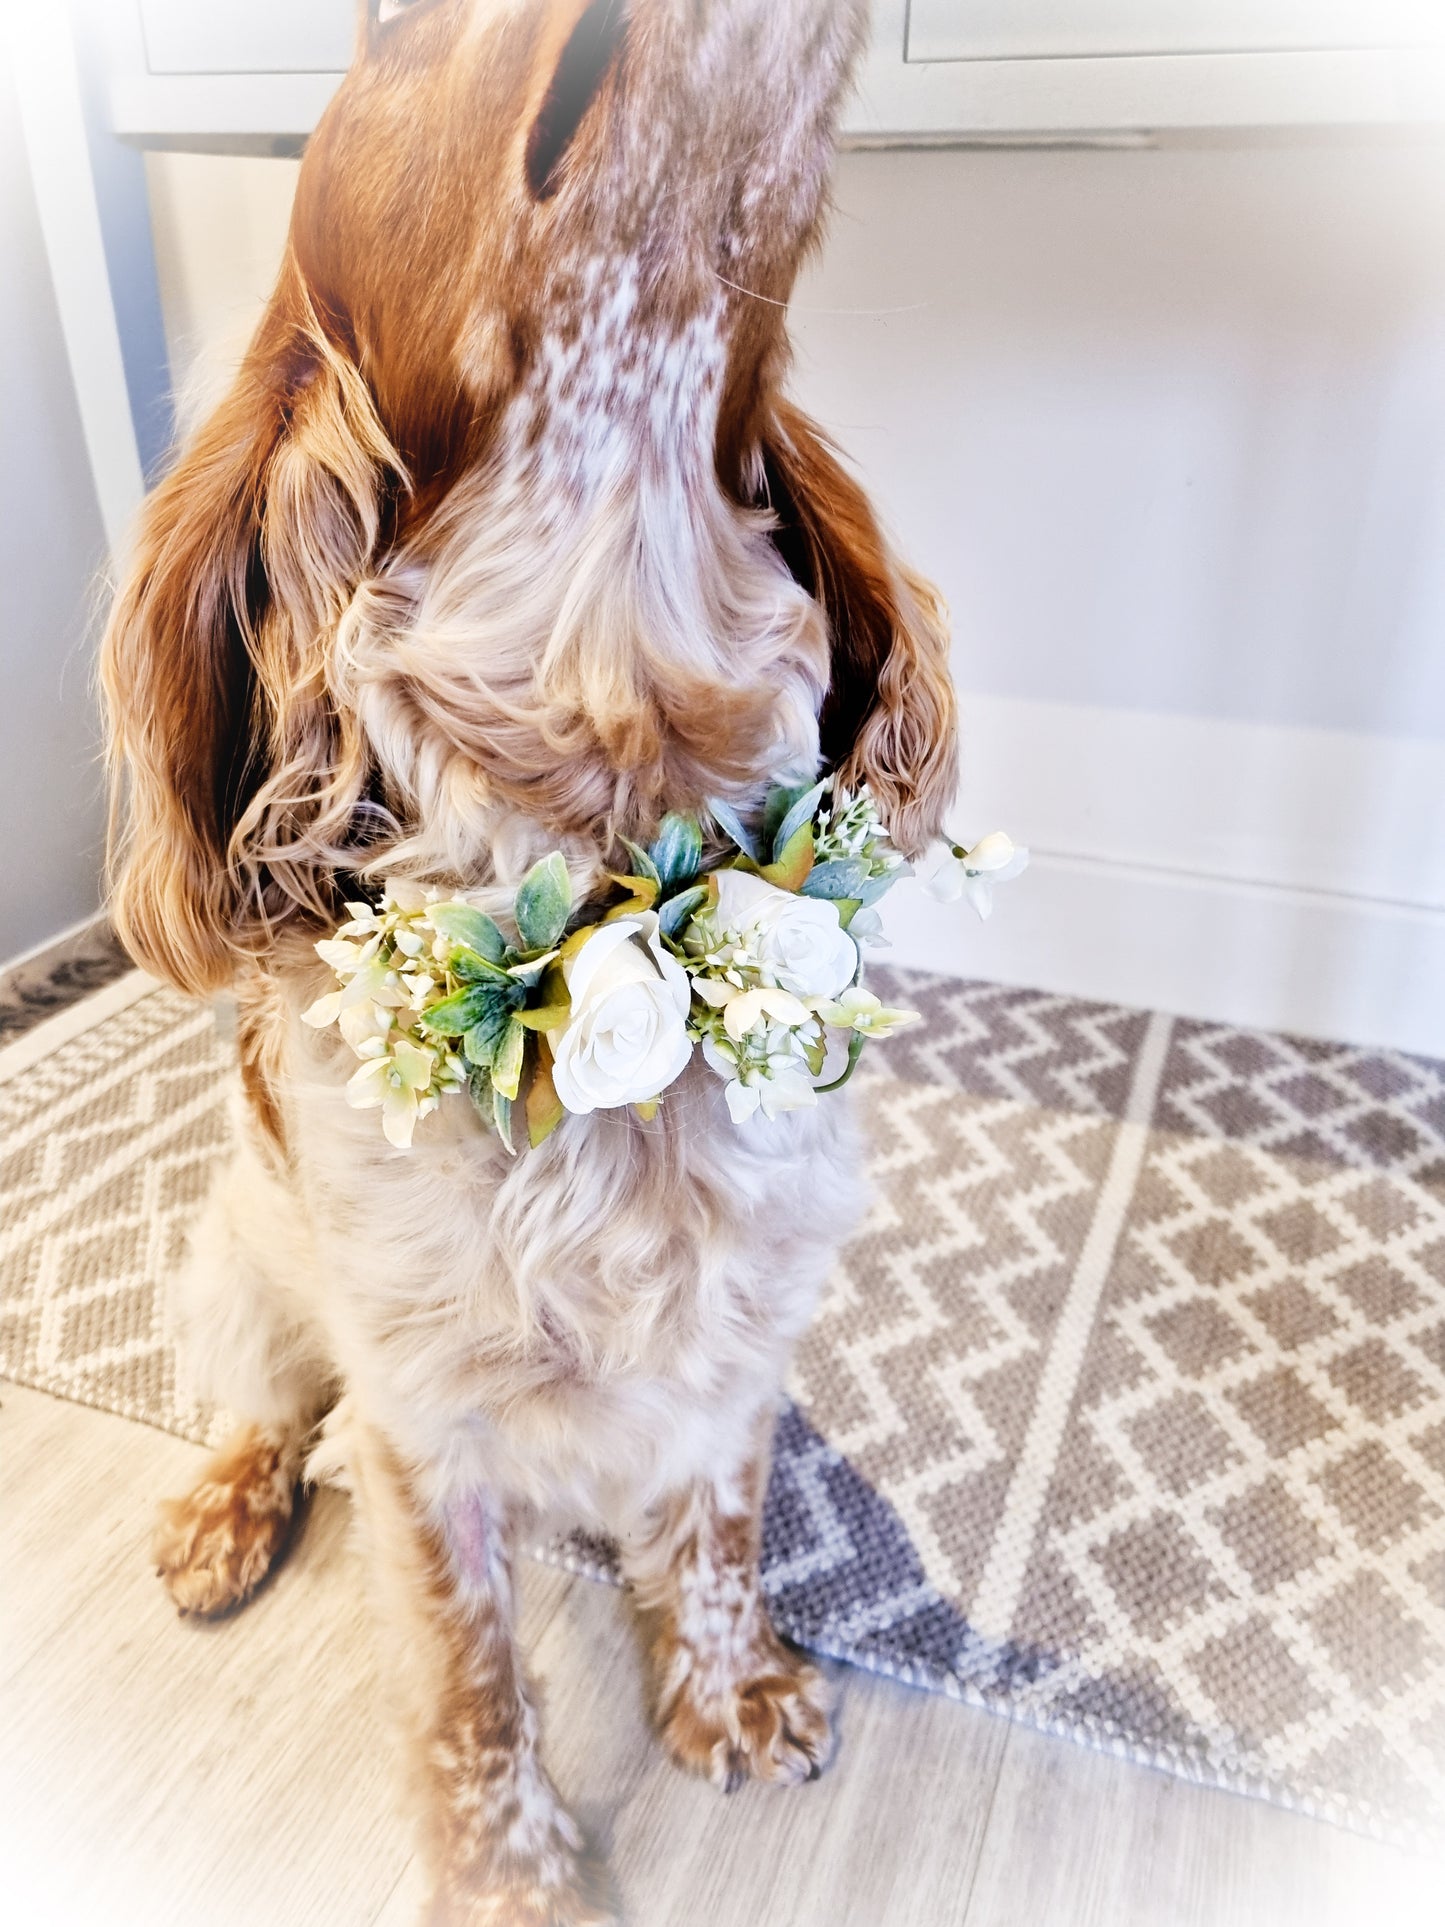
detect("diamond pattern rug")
(4, 969), (1445, 1846)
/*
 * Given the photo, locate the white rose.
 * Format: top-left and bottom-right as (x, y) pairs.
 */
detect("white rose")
(547, 912), (693, 1116)
(713, 869), (858, 1000)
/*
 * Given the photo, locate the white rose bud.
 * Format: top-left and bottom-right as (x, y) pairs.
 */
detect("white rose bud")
(547, 913), (693, 1116)
(713, 869), (858, 1001)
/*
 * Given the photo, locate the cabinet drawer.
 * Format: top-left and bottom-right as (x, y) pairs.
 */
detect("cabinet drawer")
(908, 0), (1443, 64)
(139, 0), (355, 75)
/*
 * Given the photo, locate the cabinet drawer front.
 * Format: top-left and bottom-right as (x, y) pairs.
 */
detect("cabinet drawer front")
(908, 0), (1443, 63)
(140, 0), (355, 75)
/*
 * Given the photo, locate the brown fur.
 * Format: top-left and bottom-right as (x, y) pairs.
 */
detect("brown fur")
(101, 0), (956, 998)
(154, 1423), (303, 1616)
(346, 1425), (611, 1927)
(624, 1422), (833, 1793)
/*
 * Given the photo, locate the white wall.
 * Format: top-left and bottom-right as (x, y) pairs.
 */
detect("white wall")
(0, 41), (110, 958)
(144, 136), (1445, 1053)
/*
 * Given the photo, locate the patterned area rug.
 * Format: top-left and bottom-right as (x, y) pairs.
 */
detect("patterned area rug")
(4, 969), (1445, 1847)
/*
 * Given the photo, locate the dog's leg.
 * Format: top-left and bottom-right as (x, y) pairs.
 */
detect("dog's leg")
(621, 1417), (835, 1793)
(350, 1427), (612, 1927)
(155, 1120), (332, 1616)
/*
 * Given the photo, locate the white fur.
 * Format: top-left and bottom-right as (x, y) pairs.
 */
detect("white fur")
(182, 982), (865, 1537)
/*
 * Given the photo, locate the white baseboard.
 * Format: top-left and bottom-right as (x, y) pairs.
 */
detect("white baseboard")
(885, 696), (1445, 1058)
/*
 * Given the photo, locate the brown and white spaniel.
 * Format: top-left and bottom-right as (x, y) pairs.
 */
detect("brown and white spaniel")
(102, 1), (956, 1919)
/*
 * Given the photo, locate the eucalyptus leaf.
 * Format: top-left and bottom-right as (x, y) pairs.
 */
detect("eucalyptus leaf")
(514, 853), (572, 954)
(507, 949), (560, 989)
(649, 812), (704, 888)
(493, 1086), (515, 1154)
(428, 902), (507, 964)
(516, 1001), (572, 1032)
(492, 1015), (527, 1102)
(417, 984), (503, 1037)
(451, 947), (520, 987)
(854, 873), (898, 909)
(463, 1001), (514, 1068)
(526, 1058), (566, 1149)
(657, 884), (709, 942)
(759, 821), (815, 892)
(771, 780), (828, 865)
(762, 783), (810, 853)
(619, 838), (662, 888)
(707, 799), (758, 861)
(800, 857), (870, 901)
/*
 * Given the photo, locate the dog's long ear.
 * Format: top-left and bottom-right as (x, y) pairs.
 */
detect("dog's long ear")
(759, 401), (958, 857)
(101, 266), (399, 995)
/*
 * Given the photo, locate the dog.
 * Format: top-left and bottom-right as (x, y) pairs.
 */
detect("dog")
(101, 2), (957, 1919)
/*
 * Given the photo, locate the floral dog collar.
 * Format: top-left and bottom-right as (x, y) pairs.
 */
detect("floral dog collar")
(303, 781), (1025, 1151)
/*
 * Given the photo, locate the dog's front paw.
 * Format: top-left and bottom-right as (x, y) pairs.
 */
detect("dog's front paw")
(428, 1843), (616, 1927)
(153, 1423), (299, 1616)
(656, 1635), (835, 1793)
(430, 1887), (615, 1927)
(427, 1783), (616, 1927)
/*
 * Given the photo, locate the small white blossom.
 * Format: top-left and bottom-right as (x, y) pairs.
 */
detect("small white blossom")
(817, 987), (921, 1037)
(347, 1036), (452, 1150)
(720, 985), (812, 1042)
(924, 832), (1029, 920)
(701, 1018), (821, 1124)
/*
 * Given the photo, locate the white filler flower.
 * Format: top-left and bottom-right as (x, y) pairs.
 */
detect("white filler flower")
(712, 869), (858, 1000)
(924, 832), (1030, 920)
(548, 912), (693, 1116)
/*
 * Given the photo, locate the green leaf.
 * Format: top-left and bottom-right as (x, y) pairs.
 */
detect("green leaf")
(771, 780), (828, 864)
(814, 1030), (867, 1094)
(605, 873), (659, 913)
(618, 838), (662, 888)
(657, 883), (710, 942)
(649, 812), (704, 888)
(429, 902), (507, 964)
(493, 1085), (515, 1154)
(463, 1001), (514, 1068)
(854, 873), (897, 909)
(516, 1001), (572, 1032)
(450, 947), (520, 987)
(800, 857), (870, 901)
(492, 1015), (527, 1102)
(762, 783), (810, 854)
(707, 799), (759, 861)
(514, 853), (572, 954)
(417, 984), (504, 1037)
(834, 898), (864, 931)
(526, 1043), (566, 1149)
(759, 821), (815, 893)
(466, 1061), (492, 1112)
(507, 950), (560, 989)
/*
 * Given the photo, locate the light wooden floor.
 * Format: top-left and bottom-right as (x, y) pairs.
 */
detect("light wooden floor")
(2, 1382), (1440, 1927)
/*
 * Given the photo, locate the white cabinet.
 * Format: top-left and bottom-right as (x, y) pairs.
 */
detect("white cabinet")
(907, 0), (1444, 64)
(852, 0), (1444, 140)
(138, 0), (354, 75)
(104, 0), (1445, 146)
